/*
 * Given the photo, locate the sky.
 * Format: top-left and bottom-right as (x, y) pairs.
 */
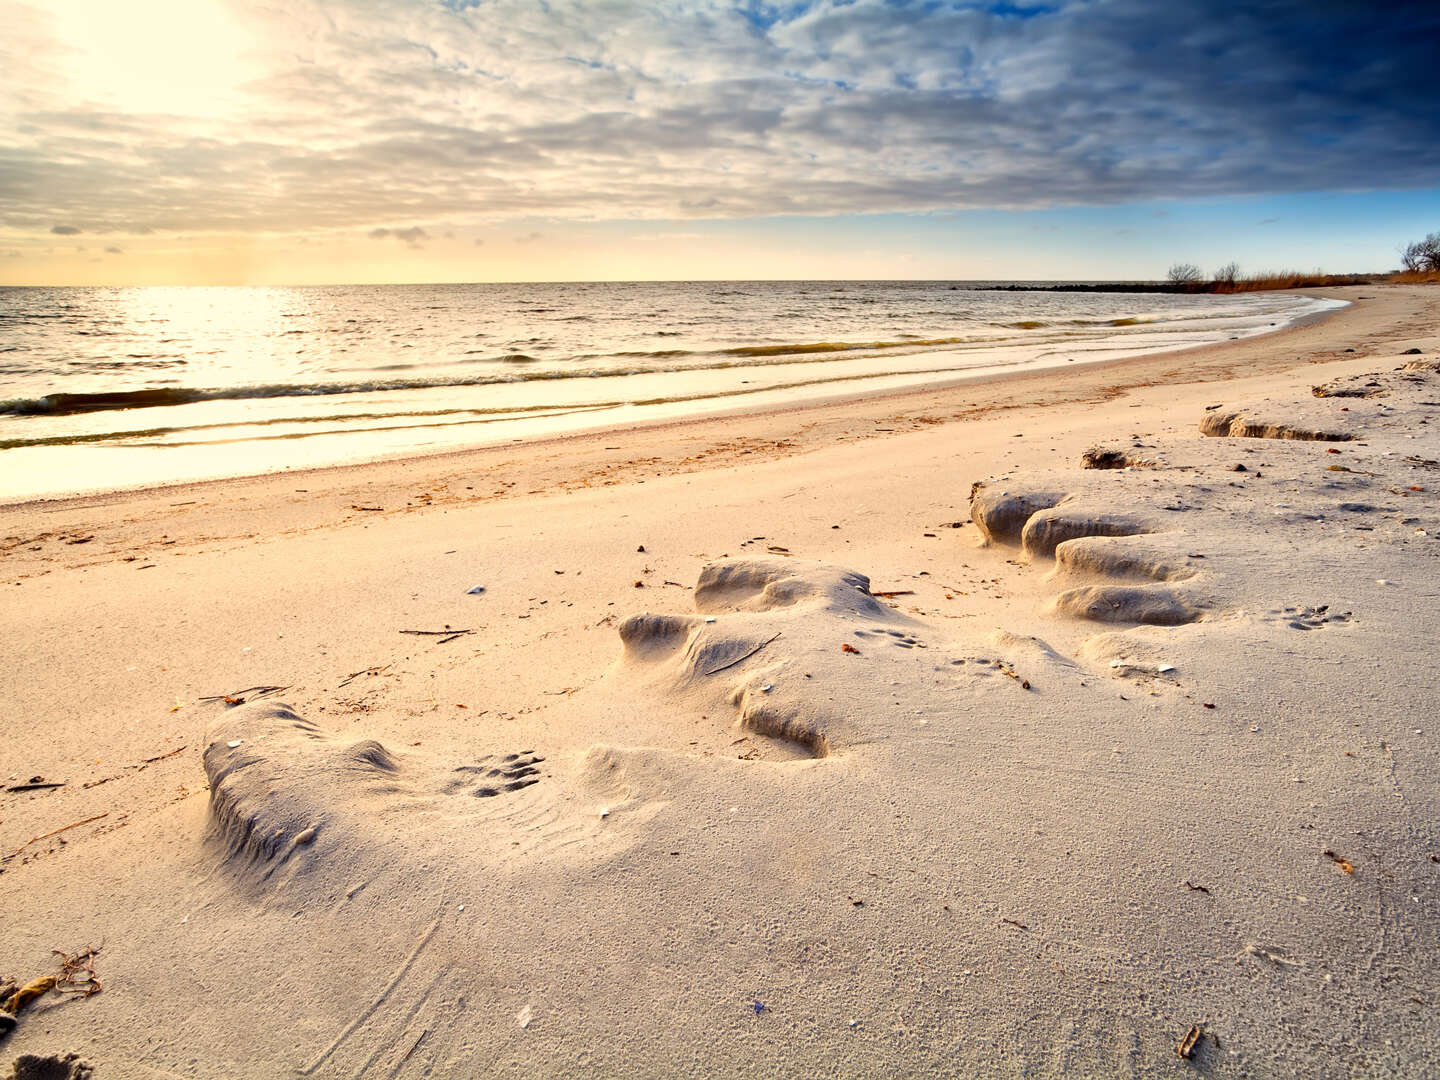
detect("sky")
(2, 0), (1438, 286)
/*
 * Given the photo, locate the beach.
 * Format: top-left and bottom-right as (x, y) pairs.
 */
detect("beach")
(2, 283), (1438, 1077)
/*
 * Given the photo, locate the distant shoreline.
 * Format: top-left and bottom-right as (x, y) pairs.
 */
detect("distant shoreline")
(963, 274), (1376, 294)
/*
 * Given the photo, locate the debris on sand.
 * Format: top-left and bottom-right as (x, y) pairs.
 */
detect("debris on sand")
(2, 978), (55, 1018)
(1081, 446), (1152, 469)
(6, 1052), (93, 1079)
(1242, 942), (1304, 968)
(1177, 1024), (1204, 1060)
(1323, 849), (1356, 875)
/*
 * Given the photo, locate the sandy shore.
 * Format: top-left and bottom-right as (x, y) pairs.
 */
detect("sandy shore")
(2, 284), (1437, 1078)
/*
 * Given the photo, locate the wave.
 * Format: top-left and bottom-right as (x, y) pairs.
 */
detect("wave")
(0, 340), (973, 417)
(0, 401), (605, 451)
(722, 336), (968, 357)
(1, 357), (1049, 451)
(0, 312), (1271, 420)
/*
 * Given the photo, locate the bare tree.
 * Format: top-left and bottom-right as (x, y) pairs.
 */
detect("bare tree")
(1401, 232), (1440, 272)
(1213, 261), (1240, 285)
(1167, 262), (1204, 285)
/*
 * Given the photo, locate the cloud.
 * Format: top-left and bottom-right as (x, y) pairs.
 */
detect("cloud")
(514, 231), (543, 244)
(3, 0), (1438, 239)
(50, 224), (82, 235)
(473, 237), (485, 246)
(104, 245), (123, 254)
(369, 225), (429, 245)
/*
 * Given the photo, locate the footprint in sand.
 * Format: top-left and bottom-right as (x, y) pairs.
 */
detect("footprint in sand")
(1281, 605), (1352, 631)
(448, 752), (545, 797)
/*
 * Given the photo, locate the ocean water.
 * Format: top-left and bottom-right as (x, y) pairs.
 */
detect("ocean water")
(0, 281), (1342, 501)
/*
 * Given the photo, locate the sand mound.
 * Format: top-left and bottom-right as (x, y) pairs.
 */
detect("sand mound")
(615, 558), (924, 756)
(971, 468), (1217, 628)
(969, 487), (1067, 545)
(1199, 405), (1353, 441)
(1019, 505), (1154, 560)
(692, 557), (885, 616)
(969, 357), (1438, 689)
(1204, 358), (1440, 441)
(1052, 533), (1199, 583)
(204, 702), (401, 877)
(202, 702), (627, 891)
(1051, 582), (1203, 625)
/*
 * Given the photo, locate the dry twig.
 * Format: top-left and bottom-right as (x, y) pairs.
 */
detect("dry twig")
(6, 780), (65, 793)
(198, 685), (289, 705)
(2, 813), (109, 868)
(703, 633), (782, 676)
(83, 746), (186, 789)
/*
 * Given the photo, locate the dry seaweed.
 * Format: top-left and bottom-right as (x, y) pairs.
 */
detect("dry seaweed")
(1177, 1024), (1203, 1060)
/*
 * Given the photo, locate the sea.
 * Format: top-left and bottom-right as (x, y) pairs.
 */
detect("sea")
(0, 281), (1344, 502)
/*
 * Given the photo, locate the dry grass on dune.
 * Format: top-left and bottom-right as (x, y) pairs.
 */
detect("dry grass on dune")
(1391, 268), (1440, 285)
(1206, 270), (1375, 293)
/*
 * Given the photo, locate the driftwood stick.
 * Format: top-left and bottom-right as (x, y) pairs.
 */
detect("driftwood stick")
(197, 685), (289, 703)
(703, 633), (782, 676)
(4, 813), (110, 863)
(139, 746), (186, 765)
(338, 665), (389, 688)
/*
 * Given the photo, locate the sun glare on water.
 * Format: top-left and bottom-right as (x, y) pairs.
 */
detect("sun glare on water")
(44, 0), (258, 117)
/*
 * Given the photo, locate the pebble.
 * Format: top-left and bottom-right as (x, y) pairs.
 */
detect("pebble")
(294, 827), (317, 846)
(226, 739), (243, 748)
(466, 585), (485, 594)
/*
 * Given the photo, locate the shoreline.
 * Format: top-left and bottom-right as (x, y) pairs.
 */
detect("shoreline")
(0, 287), (1343, 508)
(1, 286), (1368, 516)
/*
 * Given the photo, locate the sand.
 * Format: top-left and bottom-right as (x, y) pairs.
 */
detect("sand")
(1, 284), (1437, 1078)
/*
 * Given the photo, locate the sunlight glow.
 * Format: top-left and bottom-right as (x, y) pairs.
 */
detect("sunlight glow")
(45, 0), (258, 117)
